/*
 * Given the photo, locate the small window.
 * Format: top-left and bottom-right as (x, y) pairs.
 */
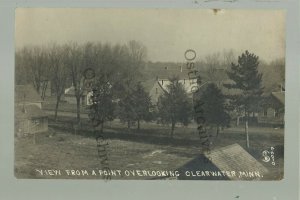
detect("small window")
(263, 109), (267, 117)
(33, 119), (40, 125)
(274, 109), (280, 118)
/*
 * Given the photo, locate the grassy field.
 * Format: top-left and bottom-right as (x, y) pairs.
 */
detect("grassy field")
(15, 117), (284, 180)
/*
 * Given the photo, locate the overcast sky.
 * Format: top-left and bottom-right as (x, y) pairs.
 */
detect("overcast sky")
(15, 8), (285, 62)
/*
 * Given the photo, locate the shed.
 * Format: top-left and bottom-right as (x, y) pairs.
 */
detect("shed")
(176, 144), (268, 180)
(15, 85), (48, 136)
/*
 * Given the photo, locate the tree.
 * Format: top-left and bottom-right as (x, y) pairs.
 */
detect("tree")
(205, 52), (222, 82)
(259, 58), (285, 93)
(48, 44), (68, 121)
(115, 41), (148, 130)
(224, 50), (263, 148)
(117, 78), (138, 129)
(157, 77), (193, 138)
(132, 83), (153, 130)
(127, 40), (147, 71)
(88, 74), (115, 133)
(65, 43), (84, 124)
(198, 83), (230, 137)
(16, 46), (52, 99)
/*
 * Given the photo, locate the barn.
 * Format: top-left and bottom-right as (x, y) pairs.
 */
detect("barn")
(15, 85), (48, 136)
(257, 91), (285, 126)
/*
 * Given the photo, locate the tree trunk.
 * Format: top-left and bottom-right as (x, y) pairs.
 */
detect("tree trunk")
(76, 96), (81, 124)
(137, 119), (140, 130)
(236, 116), (240, 126)
(54, 96), (60, 122)
(41, 81), (48, 100)
(245, 115), (250, 148)
(171, 121), (175, 138)
(101, 122), (104, 133)
(216, 126), (220, 137)
(127, 120), (131, 129)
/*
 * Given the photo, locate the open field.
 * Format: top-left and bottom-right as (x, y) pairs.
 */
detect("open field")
(15, 116), (284, 180)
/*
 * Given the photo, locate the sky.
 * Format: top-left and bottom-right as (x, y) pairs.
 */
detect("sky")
(15, 8), (285, 62)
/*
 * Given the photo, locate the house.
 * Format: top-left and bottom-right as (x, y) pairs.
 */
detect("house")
(15, 85), (48, 136)
(258, 91), (285, 126)
(149, 78), (198, 105)
(64, 85), (89, 106)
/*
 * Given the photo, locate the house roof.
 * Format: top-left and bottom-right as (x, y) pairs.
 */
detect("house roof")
(149, 79), (197, 104)
(64, 85), (75, 95)
(271, 92), (285, 105)
(15, 104), (47, 119)
(15, 85), (42, 103)
(177, 144), (268, 180)
(64, 86), (88, 96)
(157, 79), (198, 94)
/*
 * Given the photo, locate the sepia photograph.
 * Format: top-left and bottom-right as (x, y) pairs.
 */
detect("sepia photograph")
(14, 8), (285, 180)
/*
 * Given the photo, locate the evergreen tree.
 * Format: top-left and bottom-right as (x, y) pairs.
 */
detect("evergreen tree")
(117, 78), (138, 129)
(118, 82), (153, 130)
(132, 83), (153, 130)
(199, 83), (230, 137)
(157, 77), (193, 138)
(224, 50), (263, 148)
(89, 74), (115, 133)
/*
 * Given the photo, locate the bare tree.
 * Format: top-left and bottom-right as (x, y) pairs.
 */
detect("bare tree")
(65, 43), (84, 124)
(48, 44), (68, 121)
(20, 46), (51, 99)
(127, 40), (147, 79)
(222, 49), (236, 70)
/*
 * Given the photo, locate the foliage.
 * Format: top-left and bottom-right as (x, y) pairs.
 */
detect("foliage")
(117, 82), (153, 130)
(224, 50), (264, 148)
(88, 74), (115, 131)
(197, 83), (230, 135)
(157, 77), (193, 137)
(224, 50), (264, 114)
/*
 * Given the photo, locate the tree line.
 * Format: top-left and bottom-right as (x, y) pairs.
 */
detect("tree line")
(16, 42), (284, 147)
(15, 41), (150, 126)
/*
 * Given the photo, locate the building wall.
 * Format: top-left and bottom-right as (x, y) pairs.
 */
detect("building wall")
(64, 95), (87, 105)
(257, 107), (284, 125)
(15, 117), (48, 136)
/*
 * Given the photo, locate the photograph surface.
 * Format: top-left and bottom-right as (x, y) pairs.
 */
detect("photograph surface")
(15, 8), (285, 180)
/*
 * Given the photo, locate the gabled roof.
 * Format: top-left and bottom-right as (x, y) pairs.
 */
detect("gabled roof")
(15, 85), (42, 103)
(15, 104), (47, 119)
(149, 79), (197, 104)
(157, 79), (197, 94)
(176, 144), (268, 180)
(271, 92), (285, 105)
(64, 85), (88, 96)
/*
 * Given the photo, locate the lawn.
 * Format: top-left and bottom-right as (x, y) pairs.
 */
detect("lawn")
(15, 118), (284, 180)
